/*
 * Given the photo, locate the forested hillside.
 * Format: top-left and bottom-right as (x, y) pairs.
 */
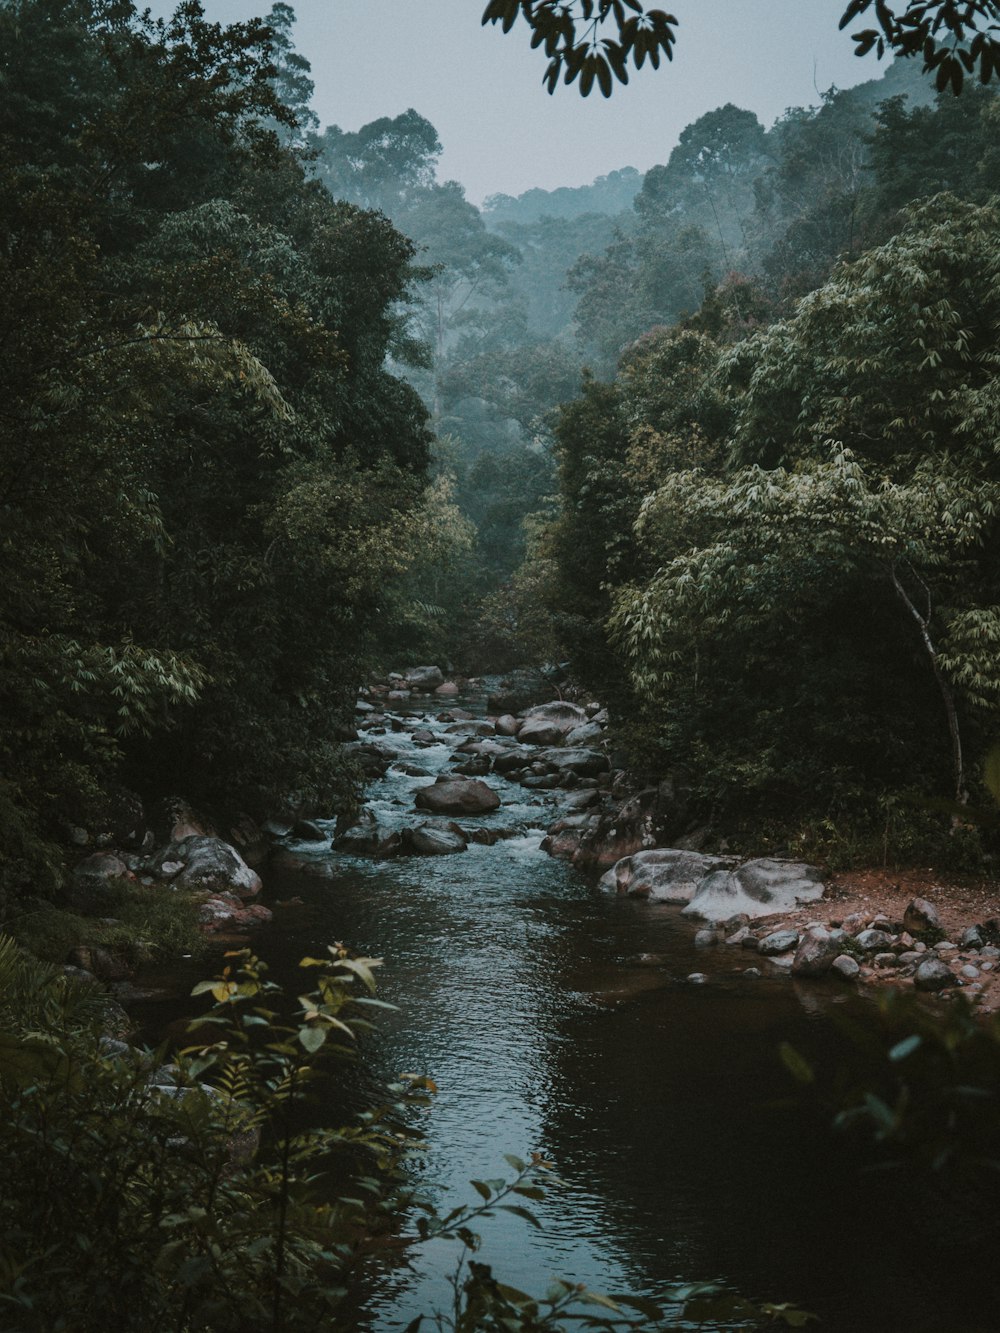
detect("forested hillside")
(0, 0), (460, 909)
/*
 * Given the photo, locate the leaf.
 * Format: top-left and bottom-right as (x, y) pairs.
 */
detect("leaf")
(779, 1041), (815, 1085)
(298, 1025), (327, 1054)
(888, 1034), (922, 1062)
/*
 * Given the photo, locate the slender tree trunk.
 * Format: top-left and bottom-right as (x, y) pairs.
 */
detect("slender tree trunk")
(890, 562), (967, 808)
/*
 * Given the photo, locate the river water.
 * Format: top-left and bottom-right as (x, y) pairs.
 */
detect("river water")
(158, 687), (996, 1331)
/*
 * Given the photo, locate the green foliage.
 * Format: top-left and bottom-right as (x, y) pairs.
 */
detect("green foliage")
(0, 0), (448, 898)
(485, 1), (1000, 97)
(0, 939), (428, 1330)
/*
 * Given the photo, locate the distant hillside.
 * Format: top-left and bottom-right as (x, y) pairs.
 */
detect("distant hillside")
(482, 167), (643, 227)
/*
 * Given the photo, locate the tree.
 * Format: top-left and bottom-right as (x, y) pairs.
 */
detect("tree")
(483, 1), (1000, 97)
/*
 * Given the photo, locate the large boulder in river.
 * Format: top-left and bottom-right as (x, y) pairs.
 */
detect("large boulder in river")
(405, 665), (444, 691)
(414, 778), (501, 815)
(600, 849), (734, 903)
(403, 822), (468, 856)
(158, 835), (263, 899)
(791, 926), (845, 977)
(518, 701), (589, 746)
(532, 747), (609, 779)
(683, 858), (824, 922)
(571, 782), (684, 874)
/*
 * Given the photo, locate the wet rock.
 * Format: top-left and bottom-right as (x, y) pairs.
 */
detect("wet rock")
(521, 774), (562, 790)
(227, 813), (270, 868)
(686, 973), (709, 985)
(600, 849), (733, 903)
(292, 819), (327, 842)
(410, 730), (438, 746)
(559, 789), (601, 812)
(405, 665), (444, 691)
(435, 681), (460, 696)
(403, 823), (468, 856)
(494, 714), (521, 737)
(914, 957), (956, 991)
(387, 689), (411, 702)
(684, 859), (824, 923)
(831, 954), (860, 980)
(355, 700), (375, 713)
(532, 747), (610, 779)
(904, 897), (941, 934)
(452, 755), (491, 777)
(725, 926), (752, 946)
(758, 930), (800, 956)
(518, 701), (589, 746)
(393, 762), (432, 777)
(743, 967), (763, 979)
(445, 720), (496, 737)
(493, 747), (535, 775)
(694, 929), (717, 949)
(571, 786), (682, 874)
(541, 828), (586, 858)
(791, 926), (844, 977)
(414, 778), (501, 816)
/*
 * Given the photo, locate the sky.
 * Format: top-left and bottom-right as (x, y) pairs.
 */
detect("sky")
(184, 0), (890, 203)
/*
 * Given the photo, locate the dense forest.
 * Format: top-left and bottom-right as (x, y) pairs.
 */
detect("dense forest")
(4, 0), (1000, 1326)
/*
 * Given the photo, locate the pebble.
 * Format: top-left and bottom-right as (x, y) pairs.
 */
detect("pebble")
(960, 964), (980, 980)
(742, 967), (762, 979)
(686, 972), (709, 985)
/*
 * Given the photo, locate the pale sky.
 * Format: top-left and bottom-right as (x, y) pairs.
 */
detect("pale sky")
(185, 1), (894, 203)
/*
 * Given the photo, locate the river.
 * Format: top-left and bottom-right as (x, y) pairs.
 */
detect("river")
(146, 684), (996, 1331)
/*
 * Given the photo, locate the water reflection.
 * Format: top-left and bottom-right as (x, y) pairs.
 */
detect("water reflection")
(204, 690), (997, 1330)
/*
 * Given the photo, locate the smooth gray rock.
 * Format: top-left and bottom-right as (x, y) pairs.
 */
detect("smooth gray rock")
(564, 721), (605, 748)
(160, 835), (262, 899)
(687, 972), (709, 985)
(405, 665), (444, 691)
(599, 849), (733, 903)
(414, 778), (501, 815)
(684, 858), (824, 922)
(914, 957), (956, 991)
(758, 930), (800, 956)
(903, 897), (941, 934)
(694, 929), (717, 949)
(532, 746), (609, 778)
(831, 954), (861, 980)
(404, 823), (468, 856)
(292, 819), (327, 842)
(792, 926), (844, 977)
(518, 701), (589, 746)
(960, 926), (984, 949)
(854, 928), (895, 951)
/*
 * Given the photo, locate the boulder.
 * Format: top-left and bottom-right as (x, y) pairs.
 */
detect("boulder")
(532, 747), (610, 779)
(600, 849), (733, 903)
(403, 823), (468, 856)
(831, 954), (861, 981)
(854, 928), (895, 951)
(495, 714), (521, 737)
(451, 755), (491, 777)
(198, 893), (273, 931)
(66, 944), (132, 983)
(405, 665), (444, 691)
(564, 722), (605, 748)
(914, 957), (956, 991)
(570, 785), (682, 874)
(791, 926), (845, 977)
(161, 835), (263, 899)
(227, 814), (270, 868)
(292, 819), (327, 842)
(903, 897), (941, 934)
(758, 930), (800, 956)
(493, 746), (535, 775)
(66, 853), (135, 915)
(684, 859), (824, 923)
(518, 701), (589, 746)
(445, 720), (496, 737)
(434, 681), (460, 696)
(414, 778), (501, 816)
